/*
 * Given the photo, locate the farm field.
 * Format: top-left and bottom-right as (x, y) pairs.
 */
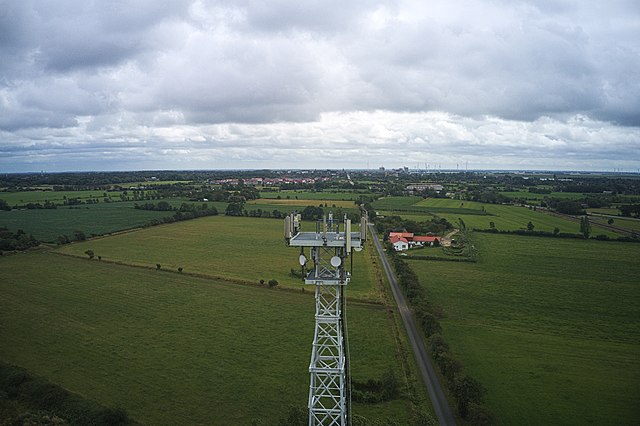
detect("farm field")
(374, 196), (621, 237)
(499, 191), (585, 202)
(0, 190), (134, 205)
(408, 233), (640, 425)
(259, 190), (370, 200)
(590, 215), (640, 233)
(0, 251), (410, 424)
(247, 198), (356, 208)
(0, 201), (172, 242)
(57, 216), (379, 301)
(0, 199), (229, 243)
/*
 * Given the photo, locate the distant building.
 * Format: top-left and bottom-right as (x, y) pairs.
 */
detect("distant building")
(406, 183), (444, 193)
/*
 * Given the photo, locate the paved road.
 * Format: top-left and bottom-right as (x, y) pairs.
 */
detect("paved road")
(368, 224), (456, 426)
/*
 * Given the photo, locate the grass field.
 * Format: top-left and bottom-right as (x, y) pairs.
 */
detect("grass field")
(590, 215), (640, 232)
(0, 251), (410, 424)
(259, 191), (370, 200)
(0, 202), (173, 242)
(374, 196), (622, 237)
(57, 216), (379, 301)
(500, 191), (585, 203)
(247, 198), (356, 208)
(0, 190), (130, 205)
(408, 233), (640, 425)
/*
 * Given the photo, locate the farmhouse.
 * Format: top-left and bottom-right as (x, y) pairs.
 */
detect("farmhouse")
(389, 235), (409, 251)
(389, 232), (440, 251)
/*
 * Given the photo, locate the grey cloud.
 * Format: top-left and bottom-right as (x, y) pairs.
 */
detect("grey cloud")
(0, 0), (638, 172)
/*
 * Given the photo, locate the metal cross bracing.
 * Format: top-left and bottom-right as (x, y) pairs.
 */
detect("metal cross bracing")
(284, 212), (367, 426)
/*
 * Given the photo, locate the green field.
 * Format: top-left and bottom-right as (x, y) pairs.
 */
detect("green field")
(57, 216), (379, 301)
(590, 215), (640, 233)
(0, 202), (174, 242)
(500, 191), (585, 203)
(248, 198), (356, 208)
(0, 251), (409, 424)
(374, 196), (622, 237)
(0, 190), (130, 205)
(259, 190), (370, 201)
(408, 233), (640, 425)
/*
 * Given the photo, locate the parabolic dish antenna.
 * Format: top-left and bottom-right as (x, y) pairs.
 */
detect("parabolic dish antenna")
(330, 256), (342, 267)
(354, 246), (363, 252)
(299, 254), (307, 266)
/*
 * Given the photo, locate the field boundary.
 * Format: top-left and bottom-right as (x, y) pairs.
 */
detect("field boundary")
(50, 249), (384, 305)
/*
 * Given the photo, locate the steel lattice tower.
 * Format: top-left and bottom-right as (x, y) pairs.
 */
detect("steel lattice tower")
(285, 212), (367, 426)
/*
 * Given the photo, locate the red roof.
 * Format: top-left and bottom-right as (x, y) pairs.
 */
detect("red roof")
(389, 235), (409, 244)
(389, 232), (414, 239)
(414, 236), (439, 243)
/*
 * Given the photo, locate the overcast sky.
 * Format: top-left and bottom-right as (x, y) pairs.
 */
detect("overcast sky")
(1, 0), (639, 172)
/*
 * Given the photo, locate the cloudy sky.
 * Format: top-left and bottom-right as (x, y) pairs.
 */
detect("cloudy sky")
(1, 0), (639, 172)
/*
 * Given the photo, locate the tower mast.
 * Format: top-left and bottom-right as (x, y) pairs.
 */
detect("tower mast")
(285, 211), (367, 425)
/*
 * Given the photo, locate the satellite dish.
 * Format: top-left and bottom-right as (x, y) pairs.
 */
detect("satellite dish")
(354, 246), (363, 252)
(330, 256), (342, 267)
(299, 255), (307, 266)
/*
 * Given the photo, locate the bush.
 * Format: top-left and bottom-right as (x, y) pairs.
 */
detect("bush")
(268, 279), (279, 288)
(467, 403), (494, 425)
(93, 407), (131, 425)
(429, 334), (449, 358)
(436, 352), (462, 383)
(419, 311), (442, 337)
(453, 375), (486, 418)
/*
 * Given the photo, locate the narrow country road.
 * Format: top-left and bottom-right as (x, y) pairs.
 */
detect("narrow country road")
(368, 224), (457, 426)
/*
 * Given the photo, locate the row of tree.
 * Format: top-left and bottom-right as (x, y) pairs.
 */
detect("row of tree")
(376, 215), (453, 236)
(387, 247), (493, 424)
(0, 227), (39, 252)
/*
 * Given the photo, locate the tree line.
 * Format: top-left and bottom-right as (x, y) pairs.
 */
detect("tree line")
(386, 246), (493, 424)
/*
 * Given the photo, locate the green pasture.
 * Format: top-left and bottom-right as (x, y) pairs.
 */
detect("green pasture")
(587, 207), (621, 215)
(0, 199), (229, 242)
(259, 190), (369, 200)
(0, 202), (171, 242)
(408, 233), (640, 425)
(0, 190), (129, 205)
(0, 252), (409, 424)
(374, 196), (621, 236)
(372, 196), (423, 210)
(590, 215), (640, 232)
(247, 198), (356, 209)
(119, 181), (192, 188)
(57, 216), (379, 301)
(499, 191), (585, 202)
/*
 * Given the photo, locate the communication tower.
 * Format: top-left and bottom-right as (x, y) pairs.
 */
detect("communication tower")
(284, 211), (367, 425)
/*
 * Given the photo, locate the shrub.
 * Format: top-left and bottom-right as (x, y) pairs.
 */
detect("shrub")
(429, 334), (449, 358)
(419, 311), (442, 337)
(467, 403), (494, 425)
(437, 352), (462, 383)
(93, 407), (130, 426)
(268, 279), (279, 288)
(453, 375), (486, 418)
